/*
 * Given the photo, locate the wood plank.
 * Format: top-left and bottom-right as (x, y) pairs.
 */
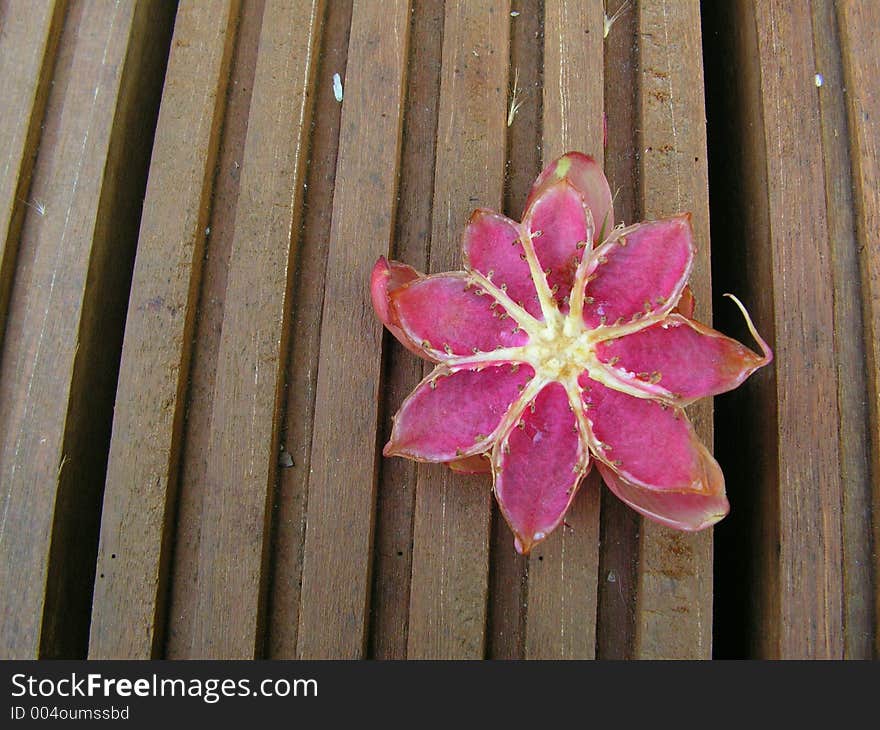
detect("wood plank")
(633, 0), (714, 659)
(811, 0), (875, 659)
(164, 0), (265, 658)
(706, 0), (844, 658)
(523, 0), (603, 660)
(295, 0), (410, 659)
(266, 0), (352, 659)
(0, 0), (66, 351)
(88, 0), (240, 659)
(406, 0), (510, 659)
(485, 0), (542, 660)
(0, 0), (175, 658)
(597, 0), (640, 659)
(369, 0), (442, 660)
(185, 0), (323, 658)
(836, 0), (880, 659)
(751, 0), (843, 659)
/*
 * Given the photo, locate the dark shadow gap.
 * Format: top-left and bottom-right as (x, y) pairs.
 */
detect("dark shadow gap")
(41, 1), (178, 658)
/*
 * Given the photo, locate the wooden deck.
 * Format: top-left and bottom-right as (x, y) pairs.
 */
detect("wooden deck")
(0, 0), (876, 659)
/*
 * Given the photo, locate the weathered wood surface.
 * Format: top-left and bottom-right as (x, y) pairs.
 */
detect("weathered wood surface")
(296, 0), (409, 659)
(635, 0), (714, 660)
(406, 0), (510, 660)
(0, 0), (175, 658)
(89, 0), (240, 660)
(704, 0), (877, 658)
(0, 0), (65, 355)
(1, 0), (875, 659)
(836, 0), (880, 659)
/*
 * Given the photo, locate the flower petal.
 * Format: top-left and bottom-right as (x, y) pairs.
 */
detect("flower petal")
(493, 382), (588, 555)
(461, 209), (542, 318)
(582, 215), (694, 330)
(524, 152), (614, 242)
(579, 375), (713, 493)
(391, 273), (529, 359)
(446, 453), (491, 474)
(385, 363), (535, 461)
(595, 314), (770, 404)
(596, 461), (728, 531)
(522, 180), (594, 312)
(674, 285), (695, 318)
(371, 257), (431, 358)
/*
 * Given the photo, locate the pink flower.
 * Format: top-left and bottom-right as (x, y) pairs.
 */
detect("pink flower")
(371, 152), (772, 554)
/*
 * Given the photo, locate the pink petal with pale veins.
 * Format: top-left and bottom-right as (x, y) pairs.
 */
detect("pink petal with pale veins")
(385, 364), (535, 462)
(494, 382), (587, 555)
(583, 215), (694, 330)
(579, 375), (712, 492)
(462, 209), (542, 318)
(524, 152), (614, 241)
(596, 314), (769, 403)
(371, 257), (431, 358)
(523, 181), (593, 312)
(391, 273), (529, 359)
(596, 461), (728, 531)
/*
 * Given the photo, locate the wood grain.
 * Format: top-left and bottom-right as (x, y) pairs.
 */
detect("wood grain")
(811, 0), (875, 659)
(88, 0), (240, 659)
(485, 0), (541, 660)
(406, 0), (510, 660)
(164, 0), (265, 659)
(266, 0), (352, 659)
(295, 0), (410, 660)
(752, 0), (844, 659)
(0, 0), (174, 658)
(186, 0), (323, 658)
(837, 0), (880, 659)
(0, 0), (65, 351)
(706, 0), (844, 658)
(523, 0), (603, 660)
(597, 0), (640, 659)
(634, 0), (714, 659)
(369, 0), (442, 660)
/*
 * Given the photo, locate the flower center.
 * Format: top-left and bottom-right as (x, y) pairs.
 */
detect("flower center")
(522, 314), (596, 383)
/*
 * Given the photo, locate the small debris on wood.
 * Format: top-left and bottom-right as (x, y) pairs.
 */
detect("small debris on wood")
(332, 72), (343, 102)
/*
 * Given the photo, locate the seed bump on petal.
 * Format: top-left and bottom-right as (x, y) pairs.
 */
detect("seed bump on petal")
(649, 371), (662, 384)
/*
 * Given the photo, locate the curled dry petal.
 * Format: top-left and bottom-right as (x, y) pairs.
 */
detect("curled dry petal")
(371, 257), (429, 358)
(493, 382), (588, 555)
(373, 151), (772, 551)
(595, 461), (728, 531)
(524, 151), (614, 242)
(384, 363), (535, 462)
(446, 453), (492, 474)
